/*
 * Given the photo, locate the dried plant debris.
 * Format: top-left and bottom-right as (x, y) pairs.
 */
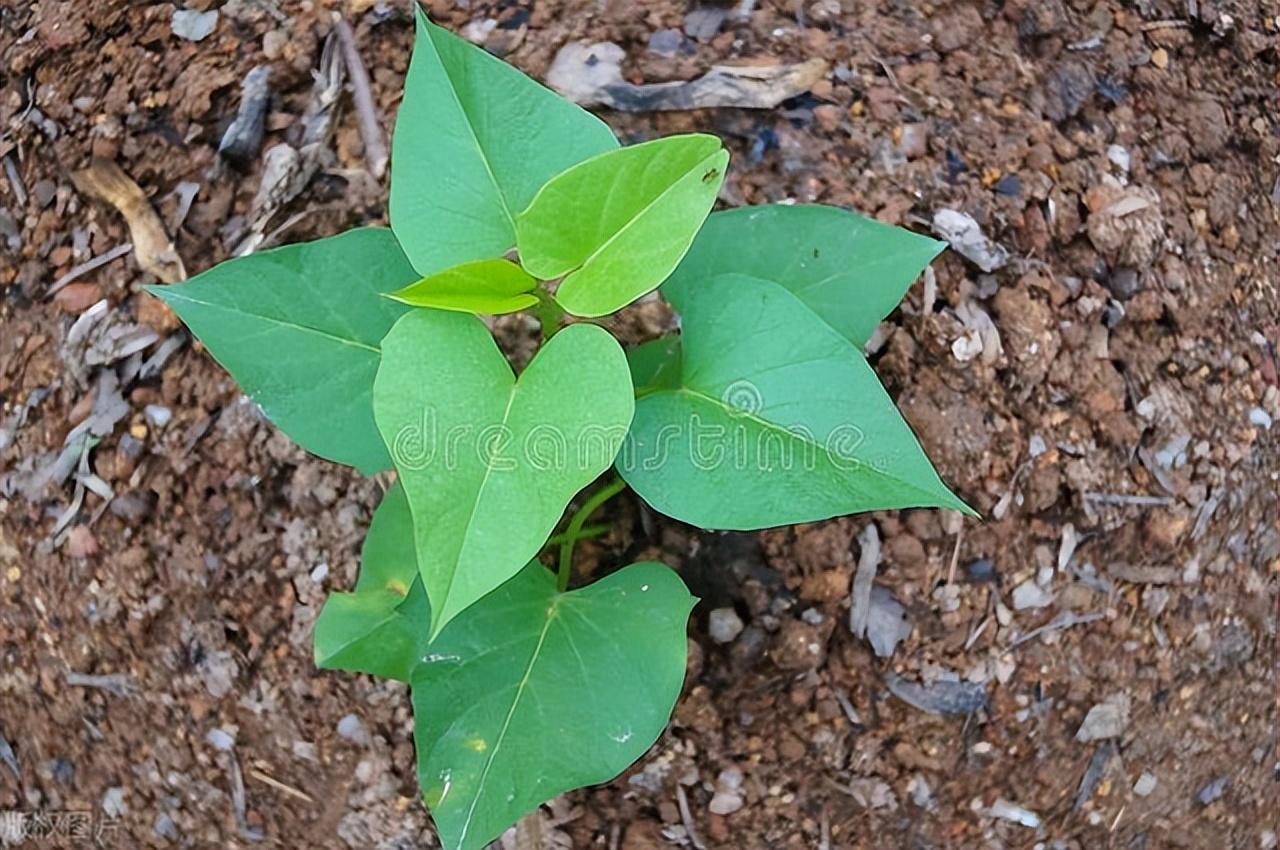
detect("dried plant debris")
(547, 41), (828, 111)
(884, 674), (988, 716)
(71, 159), (186, 282)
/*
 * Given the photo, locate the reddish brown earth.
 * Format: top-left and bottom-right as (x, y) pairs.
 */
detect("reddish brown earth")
(1, 2), (1277, 849)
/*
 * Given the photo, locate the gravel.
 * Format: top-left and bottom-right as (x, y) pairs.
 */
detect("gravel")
(707, 608), (745, 644)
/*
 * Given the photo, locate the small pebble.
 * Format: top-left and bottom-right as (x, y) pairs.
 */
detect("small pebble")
(708, 608), (744, 644)
(154, 813), (179, 840)
(1248, 407), (1273, 430)
(337, 714), (366, 742)
(1076, 693), (1131, 742)
(965, 559), (998, 583)
(205, 728), (235, 752)
(1107, 144), (1131, 172)
(32, 179), (56, 209)
(144, 404), (172, 428)
(310, 562), (330, 584)
(1133, 772), (1157, 797)
(102, 786), (126, 818)
(1151, 47), (1169, 69)
(172, 8), (219, 42)
(986, 798), (1040, 828)
(1196, 775), (1228, 805)
(1011, 579), (1054, 610)
(647, 28), (685, 55)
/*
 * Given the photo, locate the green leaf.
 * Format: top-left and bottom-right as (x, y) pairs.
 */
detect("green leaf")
(390, 9), (618, 277)
(373, 312), (634, 636)
(516, 134), (728, 317)
(628, 336), (682, 396)
(412, 560), (694, 850)
(387, 258), (540, 315)
(314, 483), (431, 682)
(148, 228), (415, 474)
(618, 273), (971, 530)
(665, 204), (946, 347)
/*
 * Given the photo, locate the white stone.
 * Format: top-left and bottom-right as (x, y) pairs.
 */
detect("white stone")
(1133, 772), (1157, 797)
(707, 608), (744, 644)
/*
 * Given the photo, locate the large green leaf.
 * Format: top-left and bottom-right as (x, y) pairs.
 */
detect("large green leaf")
(390, 9), (618, 277)
(373, 312), (634, 636)
(387, 258), (539, 315)
(148, 228), (414, 474)
(412, 560), (694, 850)
(314, 483), (430, 683)
(516, 134), (728, 317)
(618, 273), (971, 529)
(665, 204), (945, 347)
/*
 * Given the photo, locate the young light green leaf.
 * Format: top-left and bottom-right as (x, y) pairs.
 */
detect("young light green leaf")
(618, 273), (972, 530)
(390, 9), (618, 277)
(387, 258), (540, 316)
(516, 134), (728, 317)
(314, 483), (431, 683)
(664, 204), (946, 346)
(413, 560), (694, 850)
(373, 312), (634, 637)
(148, 228), (415, 474)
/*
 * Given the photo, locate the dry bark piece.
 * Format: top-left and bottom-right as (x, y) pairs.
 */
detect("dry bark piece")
(547, 41), (829, 111)
(70, 159), (186, 282)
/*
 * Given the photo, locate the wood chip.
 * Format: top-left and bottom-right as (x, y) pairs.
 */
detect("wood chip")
(71, 159), (186, 282)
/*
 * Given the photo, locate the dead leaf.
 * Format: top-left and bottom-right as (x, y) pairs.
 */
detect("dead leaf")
(547, 41), (829, 111)
(71, 159), (187, 282)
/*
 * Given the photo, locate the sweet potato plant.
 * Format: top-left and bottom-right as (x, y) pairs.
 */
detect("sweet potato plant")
(151, 10), (968, 849)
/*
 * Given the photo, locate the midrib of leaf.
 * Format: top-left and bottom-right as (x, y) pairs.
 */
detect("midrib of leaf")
(437, 382), (519, 626)
(670, 385), (950, 506)
(159, 291), (380, 353)
(456, 599), (558, 847)
(570, 150), (719, 278)
(429, 27), (516, 234)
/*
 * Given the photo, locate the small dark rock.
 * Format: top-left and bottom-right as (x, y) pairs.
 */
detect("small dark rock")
(1044, 59), (1097, 122)
(32, 179), (57, 209)
(945, 149), (968, 181)
(965, 558), (999, 584)
(683, 7), (727, 41)
(1209, 623), (1255, 673)
(1019, 0), (1069, 37)
(885, 674), (988, 716)
(995, 174), (1023, 197)
(648, 28), (687, 56)
(1106, 268), (1144, 300)
(1096, 75), (1128, 104)
(729, 625), (768, 671)
(1195, 775), (1228, 806)
(109, 491), (156, 524)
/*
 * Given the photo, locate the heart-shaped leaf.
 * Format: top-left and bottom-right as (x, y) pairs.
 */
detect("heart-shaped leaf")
(516, 134), (728, 317)
(390, 9), (618, 277)
(412, 560), (694, 850)
(373, 312), (634, 636)
(148, 228), (415, 474)
(387, 258), (539, 315)
(314, 483), (431, 682)
(666, 204), (946, 347)
(618, 273), (971, 529)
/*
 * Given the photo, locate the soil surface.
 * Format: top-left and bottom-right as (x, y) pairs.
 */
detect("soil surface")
(2, 1), (1277, 849)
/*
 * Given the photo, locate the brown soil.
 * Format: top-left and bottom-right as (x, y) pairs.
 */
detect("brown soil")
(2, 1), (1277, 849)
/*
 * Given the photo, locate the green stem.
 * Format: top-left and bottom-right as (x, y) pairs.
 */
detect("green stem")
(545, 523), (611, 547)
(531, 288), (566, 341)
(557, 476), (627, 592)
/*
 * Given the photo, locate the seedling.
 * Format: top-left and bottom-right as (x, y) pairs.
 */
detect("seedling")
(151, 10), (968, 849)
